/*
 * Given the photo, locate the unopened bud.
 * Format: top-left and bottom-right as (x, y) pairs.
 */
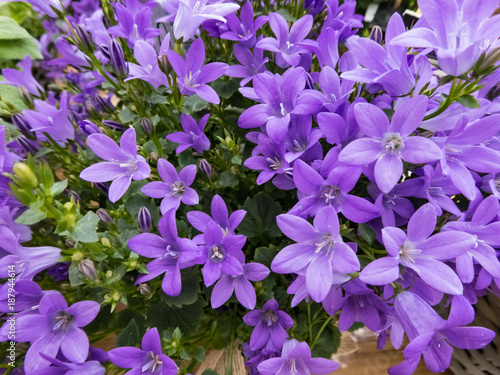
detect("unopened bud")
(95, 182), (109, 194)
(85, 100), (98, 119)
(37, 161), (54, 188)
(78, 120), (101, 136)
(18, 135), (38, 154)
(65, 239), (76, 248)
(149, 152), (159, 163)
(159, 54), (171, 74)
(141, 118), (153, 135)
(12, 113), (31, 133)
(109, 39), (128, 78)
(78, 259), (98, 280)
(17, 86), (33, 108)
(102, 120), (126, 131)
(96, 208), (114, 225)
(199, 159), (212, 178)
(94, 95), (113, 112)
(72, 251), (84, 261)
(13, 163), (38, 188)
(137, 283), (150, 295)
(138, 206), (152, 232)
(369, 26), (383, 44)
(69, 191), (81, 205)
(75, 24), (94, 51)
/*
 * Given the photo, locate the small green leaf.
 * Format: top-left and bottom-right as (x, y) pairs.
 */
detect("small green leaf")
(147, 297), (205, 335)
(276, 8), (296, 22)
(15, 207), (46, 225)
(457, 94), (480, 109)
(0, 16), (31, 40)
(162, 269), (201, 307)
(118, 107), (137, 123)
(116, 319), (140, 347)
(311, 323), (341, 358)
(69, 211), (100, 243)
(358, 223), (376, 245)
(182, 95), (209, 113)
(50, 180), (68, 196)
(0, 37), (42, 59)
(0, 80), (27, 110)
(238, 192), (282, 240)
(219, 171), (238, 187)
(211, 79), (240, 100)
(68, 264), (85, 286)
(254, 246), (278, 267)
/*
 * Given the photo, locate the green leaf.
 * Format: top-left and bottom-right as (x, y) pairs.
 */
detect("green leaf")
(15, 207), (46, 225)
(0, 80), (27, 110)
(0, 16), (31, 40)
(69, 211), (100, 243)
(275, 8), (296, 22)
(68, 263), (85, 286)
(238, 192), (282, 240)
(311, 324), (341, 358)
(211, 79), (240, 100)
(254, 246), (278, 267)
(182, 95), (209, 113)
(118, 107), (138, 123)
(116, 319), (140, 347)
(147, 297), (205, 335)
(358, 223), (376, 245)
(457, 94), (480, 109)
(162, 269), (201, 307)
(0, 37), (42, 60)
(50, 180), (68, 196)
(218, 171), (238, 187)
(195, 346), (205, 362)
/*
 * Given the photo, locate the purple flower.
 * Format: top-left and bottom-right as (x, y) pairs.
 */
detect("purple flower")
(359, 204), (476, 295)
(141, 159), (199, 214)
(220, 1), (268, 48)
(48, 38), (91, 69)
(34, 354), (106, 375)
(211, 260), (270, 309)
(108, 1), (161, 45)
(243, 299), (293, 351)
(12, 293), (100, 373)
(128, 208), (201, 296)
(0, 280), (57, 313)
(198, 221), (246, 286)
(289, 158), (379, 223)
(0, 55), (43, 96)
(25, 0), (63, 18)
(171, 0), (240, 41)
(391, 0), (500, 76)
(272, 206), (360, 302)
(167, 38), (228, 104)
(78, 120), (101, 137)
(238, 68), (322, 141)
(338, 96), (443, 193)
(80, 128), (151, 203)
(187, 194), (246, 238)
(0, 226), (61, 280)
(225, 44), (268, 86)
(166, 113), (210, 154)
(126, 39), (169, 89)
(256, 13), (314, 68)
(108, 327), (178, 375)
(324, 0), (363, 42)
(257, 339), (339, 375)
(390, 292), (495, 374)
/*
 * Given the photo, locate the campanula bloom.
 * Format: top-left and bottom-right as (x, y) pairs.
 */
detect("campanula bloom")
(166, 38), (228, 103)
(243, 299), (293, 351)
(339, 96), (443, 193)
(225, 44), (268, 86)
(141, 158), (199, 214)
(220, 1), (268, 48)
(272, 206), (360, 302)
(359, 204), (476, 294)
(257, 339), (339, 375)
(80, 128), (151, 203)
(128, 209), (201, 296)
(108, 328), (178, 375)
(126, 40), (169, 89)
(166, 113), (210, 154)
(0, 55), (43, 96)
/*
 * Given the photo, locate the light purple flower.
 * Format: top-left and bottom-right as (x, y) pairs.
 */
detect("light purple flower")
(80, 128), (151, 203)
(243, 299), (293, 351)
(128, 208), (201, 296)
(257, 339), (339, 375)
(225, 44), (268, 86)
(272, 206), (360, 302)
(211, 259), (269, 309)
(166, 113), (210, 154)
(166, 38), (228, 104)
(125, 40), (169, 89)
(0, 55), (43, 96)
(141, 159), (199, 214)
(339, 96), (443, 193)
(220, 1), (268, 48)
(359, 203), (476, 295)
(108, 328), (178, 375)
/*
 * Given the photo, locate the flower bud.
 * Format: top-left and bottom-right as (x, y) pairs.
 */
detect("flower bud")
(138, 206), (152, 232)
(137, 283), (150, 295)
(369, 26), (383, 44)
(97, 208), (114, 225)
(37, 161), (54, 188)
(18, 136), (39, 154)
(149, 152), (159, 163)
(65, 239), (76, 248)
(69, 191), (81, 205)
(78, 120), (101, 136)
(85, 100), (98, 119)
(94, 95), (114, 112)
(12, 113), (31, 133)
(95, 182), (109, 194)
(159, 54), (171, 74)
(141, 117), (153, 135)
(199, 159), (212, 178)
(109, 39), (128, 78)
(75, 24), (94, 52)
(71, 251), (84, 261)
(78, 259), (98, 281)
(102, 120), (126, 131)
(17, 86), (33, 108)
(13, 163), (38, 188)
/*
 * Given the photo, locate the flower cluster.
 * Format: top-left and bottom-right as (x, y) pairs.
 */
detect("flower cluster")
(1, 0), (500, 374)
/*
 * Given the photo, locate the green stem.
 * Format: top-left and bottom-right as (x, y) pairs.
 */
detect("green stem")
(225, 305), (238, 375)
(423, 78), (458, 121)
(307, 302), (313, 343)
(310, 316), (334, 350)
